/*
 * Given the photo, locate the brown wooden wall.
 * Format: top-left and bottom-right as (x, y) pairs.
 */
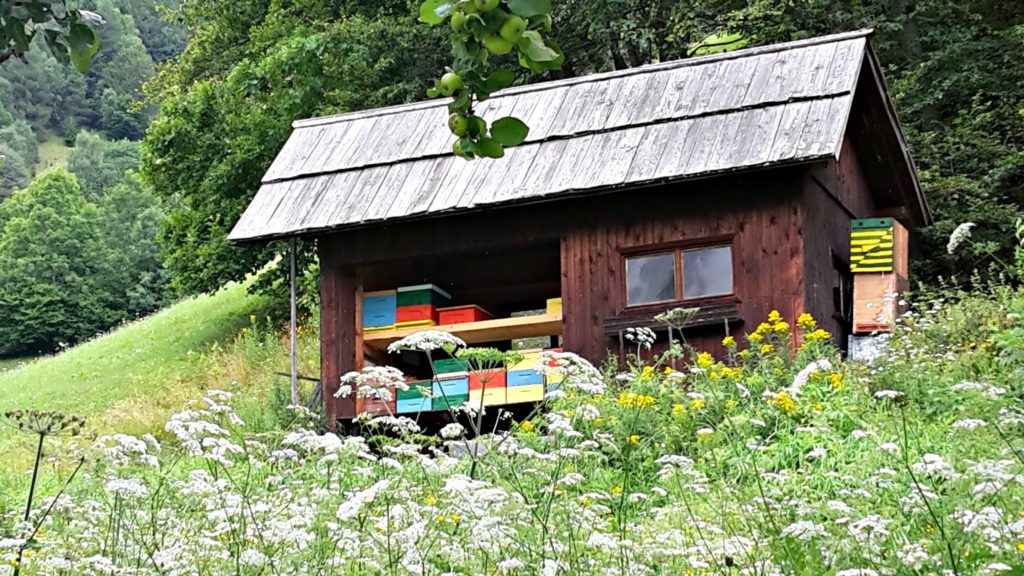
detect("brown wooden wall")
(560, 169), (806, 361)
(318, 162), (882, 422)
(800, 137), (878, 344)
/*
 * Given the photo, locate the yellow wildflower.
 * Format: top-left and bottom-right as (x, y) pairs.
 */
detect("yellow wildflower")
(828, 372), (842, 390)
(813, 403), (823, 412)
(449, 514), (460, 523)
(772, 321), (790, 334)
(738, 349), (751, 359)
(617, 391), (656, 409)
(611, 485), (623, 494)
(581, 495), (593, 506)
(436, 515), (446, 523)
(627, 434), (640, 444)
(640, 365), (655, 381)
(695, 352), (714, 369)
(249, 314), (256, 323)
(767, 310), (783, 324)
(671, 403), (686, 417)
(520, 420), (535, 433)
(803, 328), (832, 344)
(722, 335), (736, 347)
(425, 496), (437, 505)
(720, 366), (742, 379)
(770, 391), (796, 413)
(664, 366), (674, 374)
(690, 398), (705, 411)
(760, 343), (774, 354)
(748, 332), (763, 344)
(796, 313), (816, 331)
(1017, 542), (1024, 551)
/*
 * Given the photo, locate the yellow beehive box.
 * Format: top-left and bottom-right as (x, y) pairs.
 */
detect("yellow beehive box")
(510, 350), (543, 371)
(546, 297), (562, 315)
(506, 385), (544, 403)
(395, 319), (437, 329)
(468, 388), (507, 407)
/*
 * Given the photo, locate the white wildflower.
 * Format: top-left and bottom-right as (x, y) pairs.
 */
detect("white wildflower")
(946, 222), (975, 254)
(780, 520), (827, 541)
(439, 423), (465, 439)
(387, 330), (465, 354)
(951, 418), (987, 430)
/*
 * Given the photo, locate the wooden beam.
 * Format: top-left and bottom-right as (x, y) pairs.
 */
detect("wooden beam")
(363, 313), (563, 353)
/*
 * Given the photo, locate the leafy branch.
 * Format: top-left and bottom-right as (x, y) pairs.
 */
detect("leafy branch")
(420, 0), (563, 159)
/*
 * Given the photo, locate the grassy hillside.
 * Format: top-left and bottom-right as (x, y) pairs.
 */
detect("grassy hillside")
(0, 279), (324, 495)
(32, 133), (73, 175)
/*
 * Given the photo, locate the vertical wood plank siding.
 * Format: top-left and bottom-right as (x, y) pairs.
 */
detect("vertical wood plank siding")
(319, 241), (359, 424)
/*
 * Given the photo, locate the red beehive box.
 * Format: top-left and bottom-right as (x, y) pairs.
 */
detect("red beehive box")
(396, 304), (437, 324)
(438, 305), (493, 325)
(356, 386), (396, 416)
(469, 369), (506, 391)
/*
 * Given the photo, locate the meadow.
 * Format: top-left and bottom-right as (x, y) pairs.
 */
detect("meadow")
(0, 281), (1022, 575)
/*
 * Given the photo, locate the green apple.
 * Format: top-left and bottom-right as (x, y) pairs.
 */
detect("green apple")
(439, 72), (464, 96)
(482, 34), (514, 55)
(473, 0), (499, 13)
(468, 116), (486, 136)
(451, 11), (467, 31)
(499, 15), (526, 42)
(448, 113), (470, 136)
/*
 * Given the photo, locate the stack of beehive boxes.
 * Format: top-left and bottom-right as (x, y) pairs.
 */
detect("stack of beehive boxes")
(395, 284), (451, 329)
(850, 218), (908, 334)
(430, 357), (469, 410)
(396, 380), (432, 414)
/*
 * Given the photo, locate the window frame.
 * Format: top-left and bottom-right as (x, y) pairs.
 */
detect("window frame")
(621, 237), (736, 310)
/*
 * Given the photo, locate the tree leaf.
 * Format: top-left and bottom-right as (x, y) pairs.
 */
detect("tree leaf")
(477, 137), (505, 158)
(491, 117), (529, 147)
(484, 69), (515, 92)
(507, 0), (551, 17)
(419, 0), (454, 24)
(68, 22), (99, 73)
(517, 31), (557, 62)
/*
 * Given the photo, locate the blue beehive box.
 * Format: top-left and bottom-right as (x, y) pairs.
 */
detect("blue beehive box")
(432, 375), (469, 398)
(396, 397), (431, 414)
(363, 290), (397, 329)
(507, 369), (544, 387)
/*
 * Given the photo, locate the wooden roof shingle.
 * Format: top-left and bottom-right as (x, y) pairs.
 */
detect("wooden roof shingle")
(229, 30), (915, 242)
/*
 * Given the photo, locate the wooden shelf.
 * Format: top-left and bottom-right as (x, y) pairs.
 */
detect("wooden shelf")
(363, 313), (563, 352)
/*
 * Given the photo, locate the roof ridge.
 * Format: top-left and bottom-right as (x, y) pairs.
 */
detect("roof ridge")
(292, 29), (873, 130)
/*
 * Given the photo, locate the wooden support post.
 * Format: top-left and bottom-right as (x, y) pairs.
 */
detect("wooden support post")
(319, 244), (359, 428)
(289, 238), (298, 405)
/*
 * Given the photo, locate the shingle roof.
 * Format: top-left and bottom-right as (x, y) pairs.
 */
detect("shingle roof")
(230, 30), (875, 242)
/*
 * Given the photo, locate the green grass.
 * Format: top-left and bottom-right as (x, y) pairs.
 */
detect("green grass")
(0, 280), (268, 477)
(0, 356), (31, 373)
(32, 132), (73, 175)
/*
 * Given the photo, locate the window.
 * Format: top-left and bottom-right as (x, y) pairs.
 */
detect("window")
(625, 245), (733, 306)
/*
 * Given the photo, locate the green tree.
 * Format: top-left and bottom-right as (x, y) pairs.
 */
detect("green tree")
(142, 0), (447, 295)
(0, 169), (116, 356)
(0, 144), (30, 199)
(0, 0), (101, 71)
(67, 131), (141, 199)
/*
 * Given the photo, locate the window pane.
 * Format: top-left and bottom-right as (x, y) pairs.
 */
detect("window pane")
(683, 246), (733, 299)
(626, 253), (676, 306)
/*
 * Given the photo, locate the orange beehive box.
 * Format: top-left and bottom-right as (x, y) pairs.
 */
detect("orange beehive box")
(438, 305), (493, 325)
(469, 369), (506, 390)
(852, 272), (908, 334)
(356, 387), (396, 416)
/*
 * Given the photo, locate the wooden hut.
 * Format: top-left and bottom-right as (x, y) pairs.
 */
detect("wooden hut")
(228, 30), (929, 426)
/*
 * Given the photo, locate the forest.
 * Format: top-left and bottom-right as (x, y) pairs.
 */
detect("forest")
(1, 0), (1022, 357)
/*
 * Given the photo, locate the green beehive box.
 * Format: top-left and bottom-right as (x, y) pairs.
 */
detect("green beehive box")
(396, 284), (452, 307)
(397, 381), (432, 401)
(432, 393), (469, 411)
(432, 357), (470, 374)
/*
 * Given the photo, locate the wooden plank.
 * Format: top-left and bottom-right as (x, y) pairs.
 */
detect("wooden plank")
(823, 38), (866, 94)
(740, 106), (786, 167)
(363, 312), (564, 352)
(572, 125), (645, 190)
(739, 52), (781, 107)
(766, 101), (813, 163)
(358, 162), (414, 223)
(681, 114), (731, 175)
(792, 98), (835, 160)
(793, 43), (839, 98)
(643, 117), (701, 182)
